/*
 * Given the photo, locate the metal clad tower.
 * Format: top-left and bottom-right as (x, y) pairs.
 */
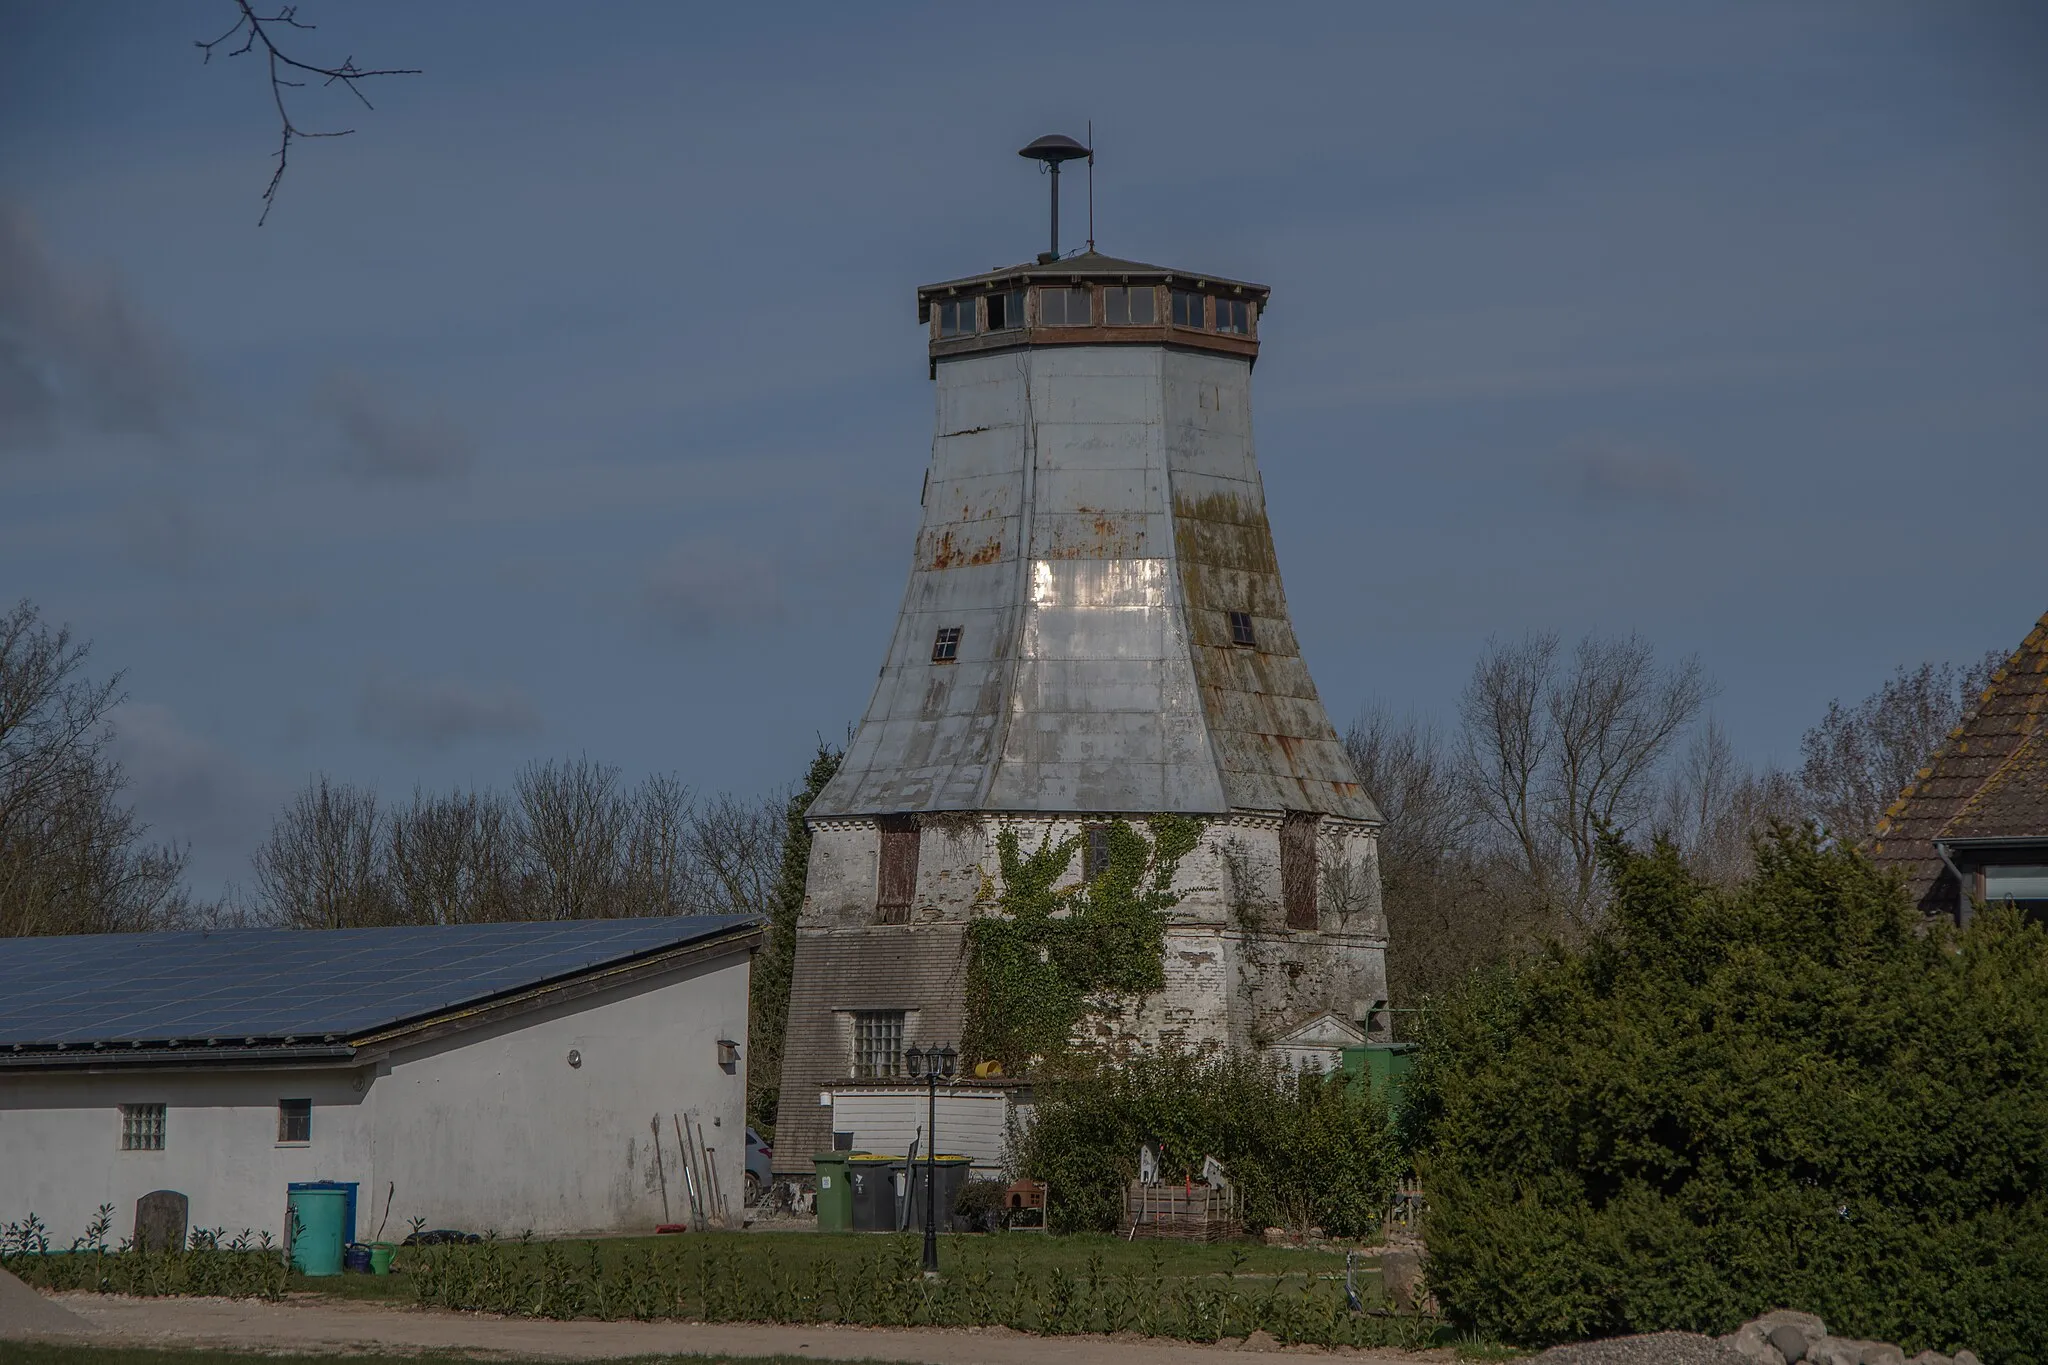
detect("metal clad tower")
(774, 138), (1387, 1168)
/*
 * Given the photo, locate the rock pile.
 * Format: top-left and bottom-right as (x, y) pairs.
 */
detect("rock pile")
(1723, 1309), (1980, 1365)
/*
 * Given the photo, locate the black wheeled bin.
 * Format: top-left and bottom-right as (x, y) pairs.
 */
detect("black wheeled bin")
(846, 1153), (898, 1232)
(903, 1155), (974, 1234)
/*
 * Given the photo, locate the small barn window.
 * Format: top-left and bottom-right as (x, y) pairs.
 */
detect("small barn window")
(1082, 823), (1114, 881)
(1103, 286), (1156, 325)
(277, 1099), (311, 1144)
(120, 1103), (166, 1151)
(1171, 290), (1206, 328)
(1216, 298), (1251, 334)
(1229, 611), (1257, 647)
(1039, 286), (1090, 326)
(937, 298), (976, 337)
(986, 289), (1023, 331)
(876, 814), (919, 924)
(853, 1011), (905, 1078)
(931, 626), (961, 663)
(1281, 811), (1319, 930)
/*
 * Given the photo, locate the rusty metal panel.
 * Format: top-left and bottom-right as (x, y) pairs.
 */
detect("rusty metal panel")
(809, 341), (1375, 824)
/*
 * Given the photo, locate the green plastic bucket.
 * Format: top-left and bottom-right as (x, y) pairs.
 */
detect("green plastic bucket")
(368, 1242), (397, 1275)
(286, 1188), (348, 1276)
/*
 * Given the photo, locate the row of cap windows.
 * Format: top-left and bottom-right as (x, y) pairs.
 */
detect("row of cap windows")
(935, 287), (1252, 338)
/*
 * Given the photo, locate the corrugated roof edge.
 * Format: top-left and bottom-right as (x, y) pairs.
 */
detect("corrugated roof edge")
(0, 915), (764, 1072)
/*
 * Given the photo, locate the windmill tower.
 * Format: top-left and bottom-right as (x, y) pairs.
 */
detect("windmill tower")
(773, 136), (1387, 1167)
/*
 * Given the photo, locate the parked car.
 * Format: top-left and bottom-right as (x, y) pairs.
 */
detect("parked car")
(744, 1127), (772, 1205)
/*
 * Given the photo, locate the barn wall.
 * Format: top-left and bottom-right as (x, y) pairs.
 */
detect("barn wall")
(0, 949), (751, 1243)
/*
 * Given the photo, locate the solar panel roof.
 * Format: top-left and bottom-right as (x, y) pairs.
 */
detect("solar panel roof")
(0, 916), (759, 1048)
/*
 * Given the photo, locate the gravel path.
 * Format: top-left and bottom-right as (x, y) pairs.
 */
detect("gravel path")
(38, 1292), (1447, 1363)
(1531, 1332), (1749, 1365)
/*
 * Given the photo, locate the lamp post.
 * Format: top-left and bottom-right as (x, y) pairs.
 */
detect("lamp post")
(903, 1041), (957, 1274)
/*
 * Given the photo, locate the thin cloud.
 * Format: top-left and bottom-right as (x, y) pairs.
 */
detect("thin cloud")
(106, 702), (284, 876)
(358, 671), (542, 752)
(1565, 438), (1707, 509)
(643, 539), (784, 638)
(0, 200), (189, 452)
(317, 370), (475, 482)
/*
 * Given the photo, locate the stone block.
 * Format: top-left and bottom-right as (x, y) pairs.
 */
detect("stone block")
(1726, 1322), (1788, 1365)
(133, 1190), (188, 1253)
(1378, 1246), (1426, 1313)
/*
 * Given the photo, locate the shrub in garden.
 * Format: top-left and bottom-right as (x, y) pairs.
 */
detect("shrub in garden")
(1013, 1045), (1399, 1237)
(1408, 827), (2048, 1363)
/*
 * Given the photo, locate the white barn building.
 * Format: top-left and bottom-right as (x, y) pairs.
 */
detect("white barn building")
(0, 917), (759, 1247)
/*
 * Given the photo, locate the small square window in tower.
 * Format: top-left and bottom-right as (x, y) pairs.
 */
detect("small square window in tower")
(986, 289), (1023, 331)
(931, 626), (962, 662)
(852, 1010), (905, 1078)
(120, 1103), (165, 1151)
(1103, 286), (1156, 326)
(1215, 298), (1251, 334)
(1039, 286), (1090, 326)
(1229, 611), (1257, 648)
(1082, 822), (1114, 881)
(1281, 811), (1320, 930)
(277, 1098), (311, 1144)
(937, 297), (977, 337)
(875, 814), (919, 924)
(1171, 289), (1206, 328)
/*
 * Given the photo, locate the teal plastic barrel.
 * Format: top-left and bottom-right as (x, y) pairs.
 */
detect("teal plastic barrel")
(287, 1188), (348, 1276)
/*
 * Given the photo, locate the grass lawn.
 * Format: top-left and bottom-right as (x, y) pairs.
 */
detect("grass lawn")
(299, 1230), (1374, 1305)
(5, 1350), (917, 1365)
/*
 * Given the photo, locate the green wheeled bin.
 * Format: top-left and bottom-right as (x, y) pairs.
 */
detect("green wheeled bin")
(286, 1187), (348, 1276)
(812, 1153), (853, 1232)
(846, 1153), (898, 1231)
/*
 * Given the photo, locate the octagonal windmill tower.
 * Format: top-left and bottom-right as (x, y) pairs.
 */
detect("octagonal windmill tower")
(773, 136), (1387, 1168)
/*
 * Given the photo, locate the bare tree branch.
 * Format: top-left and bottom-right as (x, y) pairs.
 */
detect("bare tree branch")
(196, 2), (420, 225)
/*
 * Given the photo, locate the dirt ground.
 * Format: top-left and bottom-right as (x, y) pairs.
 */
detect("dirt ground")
(39, 1291), (1449, 1363)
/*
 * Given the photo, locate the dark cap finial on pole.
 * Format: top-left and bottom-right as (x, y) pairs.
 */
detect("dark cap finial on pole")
(1019, 133), (1092, 264)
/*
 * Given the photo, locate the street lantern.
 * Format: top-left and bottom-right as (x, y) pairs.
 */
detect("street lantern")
(903, 1040), (958, 1272)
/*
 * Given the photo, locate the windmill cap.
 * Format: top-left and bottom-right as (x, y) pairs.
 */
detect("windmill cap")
(1018, 133), (1091, 164)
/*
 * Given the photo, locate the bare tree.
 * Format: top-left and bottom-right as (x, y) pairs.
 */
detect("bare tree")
(251, 776), (388, 928)
(515, 757), (629, 919)
(1460, 632), (1711, 928)
(386, 786), (518, 925)
(0, 602), (189, 936)
(196, 2), (419, 224)
(1655, 720), (1802, 887)
(1799, 653), (2004, 847)
(1346, 707), (1545, 1010)
(679, 791), (783, 916)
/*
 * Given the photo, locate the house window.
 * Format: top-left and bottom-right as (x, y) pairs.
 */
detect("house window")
(1215, 298), (1251, 334)
(1039, 286), (1090, 326)
(1082, 823), (1114, 881)
(937, 297), (976, 337)
(986, 289), (1023, 331)
(931, 626), (961, 662)
(876, 814), (919, 924)
(1229, 611), (1257, 647)
(1102, 286), (1156, 326)
(1281, 811), (1319, 930)
(120, 1103), (166, 1151)
(278, 1099), (311, 1144)
(853, 1010), (905, 1078)
(1171, 290), (1206, 328)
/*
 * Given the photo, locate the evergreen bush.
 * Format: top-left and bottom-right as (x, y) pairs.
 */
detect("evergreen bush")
(1014, 1046), (1400, 1237)
(1408, 827), (2048, 1363)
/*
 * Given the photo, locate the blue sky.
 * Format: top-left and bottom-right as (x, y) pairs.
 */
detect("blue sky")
(3, 2), (2044, 896)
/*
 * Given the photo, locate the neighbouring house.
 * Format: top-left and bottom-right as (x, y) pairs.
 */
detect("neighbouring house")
(0, 916), (760, 1246)
(1264, 1012), (1367, 1076)
(1872, 609), (2048, 925)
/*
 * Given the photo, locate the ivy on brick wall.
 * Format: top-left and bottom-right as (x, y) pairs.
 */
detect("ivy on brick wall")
(961, 815), (1203, 1073)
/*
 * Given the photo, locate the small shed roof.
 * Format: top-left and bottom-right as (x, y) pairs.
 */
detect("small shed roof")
(0, 916), (760, 1064)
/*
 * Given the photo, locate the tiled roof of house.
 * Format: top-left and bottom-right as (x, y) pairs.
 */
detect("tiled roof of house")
(1870, 609), (2048, 911)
